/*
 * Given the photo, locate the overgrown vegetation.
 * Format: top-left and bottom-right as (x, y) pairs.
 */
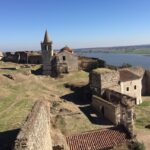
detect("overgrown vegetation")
(139, 101), (150, 107)
(112, 48), (150, 54)
(130, 141), (145, 150)
(119, 63), (132, 68)
(135, 97), (150, 128)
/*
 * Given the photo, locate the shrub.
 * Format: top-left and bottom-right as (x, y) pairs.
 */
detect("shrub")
(131, 141), (145, 150)
(119, 63), (132, 68)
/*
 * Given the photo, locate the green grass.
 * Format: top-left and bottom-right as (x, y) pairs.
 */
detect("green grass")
(135, 98), (150, 128)
(112, 48), (150, 54)
(139, 101), (150, 107)
(0, 62), (89, 132)
(0, 97), (33, 131)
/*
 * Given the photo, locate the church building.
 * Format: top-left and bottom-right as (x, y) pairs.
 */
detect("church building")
(41, 31), (78, 76)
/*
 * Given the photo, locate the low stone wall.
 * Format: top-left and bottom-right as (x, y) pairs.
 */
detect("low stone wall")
(14, 100), (52, 150)
(3, 51), (42, 64)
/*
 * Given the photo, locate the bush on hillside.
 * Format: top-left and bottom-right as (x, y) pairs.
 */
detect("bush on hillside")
(130, 141), (145, 150)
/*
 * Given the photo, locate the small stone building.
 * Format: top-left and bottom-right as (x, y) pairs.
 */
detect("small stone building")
(92, 89), (135, 137)
(119, 70), (142, 104)
(51, 46), (78, 76)
(41, 31), (78, 76)
(90, 68), (142, 104)
(27, 52), (42, 64)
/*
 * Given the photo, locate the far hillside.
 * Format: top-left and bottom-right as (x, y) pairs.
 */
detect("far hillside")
(74, 44), (150, 54)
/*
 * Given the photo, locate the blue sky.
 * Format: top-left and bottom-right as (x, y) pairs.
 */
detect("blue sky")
(0, 0), (150, 51)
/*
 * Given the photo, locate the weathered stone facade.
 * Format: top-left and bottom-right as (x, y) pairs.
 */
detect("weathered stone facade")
(14, 101), (52, 150)
(92, 95), (118, 124)
(3, 51), (42, 64)
(78, 56), (105, 72)
(89, 68), (121, 96)
(3, 52), (17, 62)
(90, 68), (142, 104)
(92, 90), (135, 137)
(41, 31), (53, 75)
(51, 50), (78, 76)
(145, 70), (150, 95)
(41, 32), (78, 76)
(120, 78), (142, 104)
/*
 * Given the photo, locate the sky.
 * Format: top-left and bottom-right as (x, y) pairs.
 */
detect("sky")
(0, 0), (150, 51)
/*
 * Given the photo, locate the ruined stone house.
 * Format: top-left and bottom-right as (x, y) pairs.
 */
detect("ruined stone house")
(51, 47), (78, 76)
(89, 68), (143, 137)
(3, 51), (42, 64)
(41, 31), (78, 76)
(92, 90), (135, 137)
(3, 52), (17, 62)
(89, 68), (142, 105)
(119, 70), (142, 104)
(119, 67), (150, 96)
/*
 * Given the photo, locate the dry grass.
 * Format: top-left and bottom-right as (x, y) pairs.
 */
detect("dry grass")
(0, 61), (92, 133)
(135, 96), (150, 149)
(135, 96), (150, 128)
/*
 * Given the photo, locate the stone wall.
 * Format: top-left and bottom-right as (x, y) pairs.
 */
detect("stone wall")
(92, 90), (135, 137)
(3, 51), (42, 64)
(42, 49), (52, 75)
(119, 67), (146, 95)
(90, 69), (120, 96)
(57, 51), (78, 72)
(78, 56), (105, 72)
(145, 70), (150, 95)
(105, 90), (135, 137)
(14, 100), (52, 150)
(120, 79), (142, 104)
(92, 95), (118, 124)
(100, 71), (120, 90)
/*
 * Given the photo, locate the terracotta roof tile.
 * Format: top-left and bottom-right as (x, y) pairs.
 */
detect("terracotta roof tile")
(59, 46), (73, 53)
(66, 126), (130, 150)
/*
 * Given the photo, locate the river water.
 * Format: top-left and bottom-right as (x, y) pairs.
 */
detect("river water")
(77, 52), (150, 69)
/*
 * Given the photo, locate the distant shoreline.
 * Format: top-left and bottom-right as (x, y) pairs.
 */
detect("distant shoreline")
(76, 49), (150, 55)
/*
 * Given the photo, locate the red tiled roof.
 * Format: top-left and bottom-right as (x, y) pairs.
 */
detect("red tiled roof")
(59, 46), (73, 53)
(66, 126), (130, 150)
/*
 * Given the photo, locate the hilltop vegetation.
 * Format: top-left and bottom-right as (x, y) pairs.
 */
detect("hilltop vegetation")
(0, 61), (101, 134)
(0, 61), (150, 149)
(112, 48), (150, 54)
(75, 45), (150, 54)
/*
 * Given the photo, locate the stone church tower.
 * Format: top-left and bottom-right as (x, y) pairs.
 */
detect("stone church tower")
(41, 30), (53, 75)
